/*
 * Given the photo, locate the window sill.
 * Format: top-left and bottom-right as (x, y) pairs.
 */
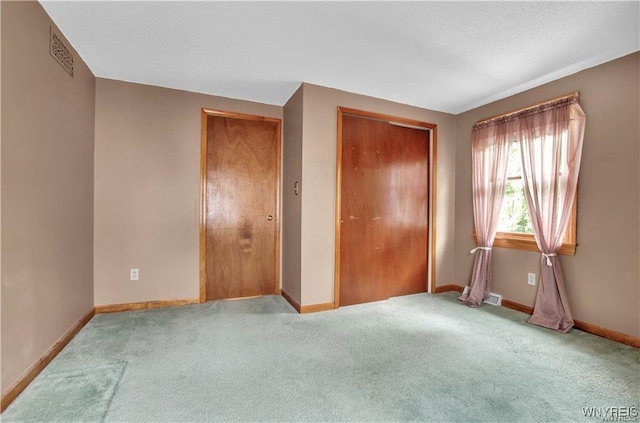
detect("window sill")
(471, 232), (576, 256)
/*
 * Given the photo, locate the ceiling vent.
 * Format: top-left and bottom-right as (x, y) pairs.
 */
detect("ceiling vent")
(461, 286), (503, 306)
(50, 27), (74, 77)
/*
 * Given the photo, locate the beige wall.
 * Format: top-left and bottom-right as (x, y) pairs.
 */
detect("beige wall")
(1, 1), (95, 392)
(454, 52), (640, 337)
(93, 79), (282, 306)
(282, 85), (303, 303)
(300, 83), (457, 305)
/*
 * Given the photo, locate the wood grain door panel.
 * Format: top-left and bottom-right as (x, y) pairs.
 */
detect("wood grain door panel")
(339, 113), (429, 306)
(205, 115), (278, 301)
(207, 227), (274, 299)
(340, 115), (389, 306)
(385, 124), (429, 298)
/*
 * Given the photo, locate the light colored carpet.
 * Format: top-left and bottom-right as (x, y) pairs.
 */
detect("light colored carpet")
(3, 292), (639, 422)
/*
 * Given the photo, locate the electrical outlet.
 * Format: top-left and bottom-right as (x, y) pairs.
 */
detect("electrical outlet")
(527, 272), (536, 286)
(130, 268), (139, 281)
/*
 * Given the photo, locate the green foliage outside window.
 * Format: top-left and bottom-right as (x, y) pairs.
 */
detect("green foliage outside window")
(497, 143), (533, 234)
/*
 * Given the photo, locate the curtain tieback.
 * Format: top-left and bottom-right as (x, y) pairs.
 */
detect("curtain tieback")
(542, 253), (557, 266)
(470, 247), (492, 254)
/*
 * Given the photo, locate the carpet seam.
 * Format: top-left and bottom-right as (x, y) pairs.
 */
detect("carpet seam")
(99, 362), (128, 423)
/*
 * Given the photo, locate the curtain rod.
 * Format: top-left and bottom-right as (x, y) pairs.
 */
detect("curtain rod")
(475, 91), (579, 125)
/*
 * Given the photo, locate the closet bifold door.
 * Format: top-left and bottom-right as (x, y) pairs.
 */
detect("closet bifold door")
(339, 113), (429, 306)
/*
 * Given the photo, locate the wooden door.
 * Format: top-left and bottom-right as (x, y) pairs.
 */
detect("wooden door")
(204, 113), (280, 301)
(339, 112), (429, 306)
(384, 123), (429, 298)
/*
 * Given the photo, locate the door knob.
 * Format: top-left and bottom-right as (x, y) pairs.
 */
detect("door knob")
(267, 215), (273, 221)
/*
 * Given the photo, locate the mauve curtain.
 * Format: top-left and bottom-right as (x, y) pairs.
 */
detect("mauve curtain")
(517, 99), (586, 333)
(458, 121), (512, 307)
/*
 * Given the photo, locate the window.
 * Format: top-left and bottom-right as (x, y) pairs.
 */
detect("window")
(479, 141), (578, 256)
(497, 142), (533, 234)
(470, 95), (582, 257)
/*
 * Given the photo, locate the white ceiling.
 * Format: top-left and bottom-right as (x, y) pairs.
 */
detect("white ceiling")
(40, 1), (639, 114)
